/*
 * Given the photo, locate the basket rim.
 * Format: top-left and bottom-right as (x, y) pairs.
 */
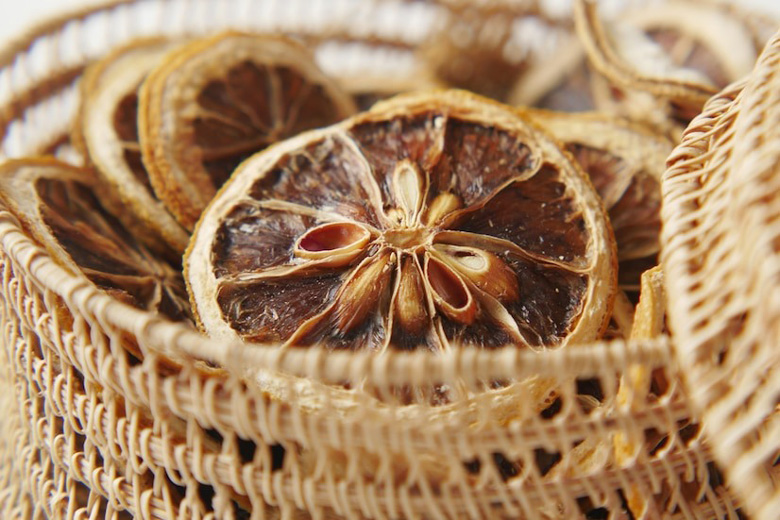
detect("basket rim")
(0, 206), (673, 387)
(0, 0), (137, 71)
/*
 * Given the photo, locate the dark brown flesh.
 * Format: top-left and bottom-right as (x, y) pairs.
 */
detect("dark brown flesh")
(193, 62), (345, 190)
(36, 177), (191, 321)
(114, 92), (155, 193)
(211, 109), (595, 351)
(565, 143), (661, 289)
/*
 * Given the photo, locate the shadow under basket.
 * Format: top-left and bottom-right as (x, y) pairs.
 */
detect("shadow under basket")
(0, 1), (775, 519)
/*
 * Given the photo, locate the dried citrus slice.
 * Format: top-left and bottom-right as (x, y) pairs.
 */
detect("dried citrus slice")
(186, 90), (617, 351)
(0, 158), (191, 323)
(574, 0), (716, 109)
(621, 2), (756, 91)
(139, 31), (357, 231)
(628, 266), (666, 341)
(73, 38), (190, 258)
(419, 7), (574, 102)
(419, 12), (528, 101)
(527, 110), (673, 291)
(614, 265), (668, 518)
(573, 0), (756, 130)
(509, 37), (599, 112)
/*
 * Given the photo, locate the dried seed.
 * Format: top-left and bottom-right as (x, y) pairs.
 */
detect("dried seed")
(423, 253), (476, 325)
(392, 159), (424, 225)
(424, 192), (462, 226)
(332, 250), (394, 334)
(294, 221), (371, 266)
(432, 243), (519, 303)
(393, 255), (429, 334)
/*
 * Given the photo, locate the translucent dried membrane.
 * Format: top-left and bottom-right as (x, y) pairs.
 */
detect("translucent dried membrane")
(620, 2), (756, 91)
(186, 90), (617, 352)
(511, 1), (759, 118)
(573, 0), (757, 131)
(139, 31), (357, 231)
(0, 159), (191, 323)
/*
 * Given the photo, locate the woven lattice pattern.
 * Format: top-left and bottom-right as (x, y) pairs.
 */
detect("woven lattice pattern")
(0, 0), (768, 518)
(663, 29), (780, 520)
(0, 208), (739, 518)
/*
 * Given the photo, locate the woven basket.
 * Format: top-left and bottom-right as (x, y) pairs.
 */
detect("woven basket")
(662, 28), (780, 520)
(0, 1), (768, 519)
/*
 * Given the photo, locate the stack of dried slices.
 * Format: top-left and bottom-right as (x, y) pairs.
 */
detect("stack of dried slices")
(0, 0), (775, 517)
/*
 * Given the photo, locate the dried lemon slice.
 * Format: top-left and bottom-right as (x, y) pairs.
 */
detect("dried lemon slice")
(574, 0), (756, 130)
(614, 265), (667, 518)
(186, 90), (617, 351)
(139, 31), (357, 231)
(574, 0), (716, 109)
(0, 158), (191, 322)
(73, 38), (189, 258)
(621, 2), (756, 92)
(509, 36), (598, 112)
(527, 110), (673, 291)
(419, 10), (529, 101)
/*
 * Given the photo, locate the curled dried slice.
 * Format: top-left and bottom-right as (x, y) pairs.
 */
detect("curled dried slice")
(73, 38), (189, 258)
(621, 2), (756, 91)
(508, 36), (598, 112)
(574, 0), (756, 132)
(419, 18), (526, 100)
(574, 0), (715, 108)
(614, 265), (669, 518)
(629, 266), (666, 341)
(527, 110), (673, 291)
(417, 4), (574, 101)
(0, 158), (191, 323)
(186, 90), (617, 351)
(139, 31), (357, 231)
(509, 35), (640, 121)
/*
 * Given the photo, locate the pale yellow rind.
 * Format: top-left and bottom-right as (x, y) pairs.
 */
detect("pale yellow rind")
(140, 31), (358, 231)
(76, 38), (190, 257)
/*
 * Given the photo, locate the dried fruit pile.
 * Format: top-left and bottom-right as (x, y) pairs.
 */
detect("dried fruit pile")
(5, 0), (767, 351)
(0, 1), (771, 515)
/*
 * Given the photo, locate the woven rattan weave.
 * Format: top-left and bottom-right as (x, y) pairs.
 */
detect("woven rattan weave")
(662, 30), (780, 520)
(0, 1), (775, 519)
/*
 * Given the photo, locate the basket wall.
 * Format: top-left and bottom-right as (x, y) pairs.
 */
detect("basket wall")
(662, 28), (780, 520)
